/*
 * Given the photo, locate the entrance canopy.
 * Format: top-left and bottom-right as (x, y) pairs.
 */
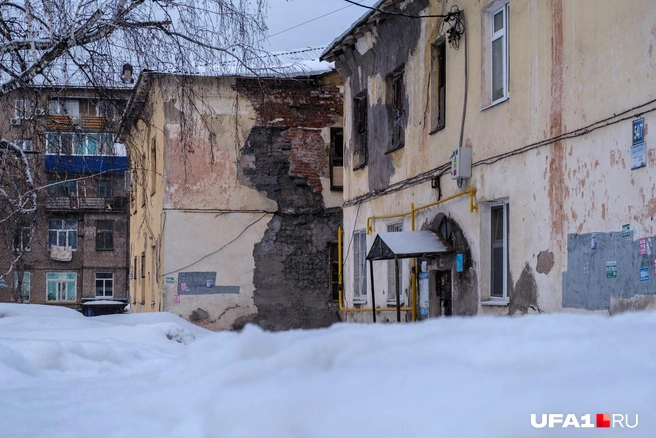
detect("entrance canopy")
(366, 231), (452, 261)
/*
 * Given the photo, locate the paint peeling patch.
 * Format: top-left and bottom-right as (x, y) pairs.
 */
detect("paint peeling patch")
(536, 250), (555, 274)
(609, 295), (656, 315)
(509, 263), (540, 315)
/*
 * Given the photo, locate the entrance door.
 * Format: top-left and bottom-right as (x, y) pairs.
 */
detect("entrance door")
(436, 270), (452, 316)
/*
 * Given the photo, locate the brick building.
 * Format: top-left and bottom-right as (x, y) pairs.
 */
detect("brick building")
(119, 70), (344, 330)
(0, 86), (131, 315)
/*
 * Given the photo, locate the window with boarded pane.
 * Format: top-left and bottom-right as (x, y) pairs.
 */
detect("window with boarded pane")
(353, 230), (367, 302)
(13, 226), (31, 252)
(491, 200), (509, 299)
(49, 219), (77, 249)
(46, 272), (77, 301)
(96, 220), (114, 250)
(353, 92), (368, 169)
(431, 40), (447, 133)
(95, 273), (114, 297)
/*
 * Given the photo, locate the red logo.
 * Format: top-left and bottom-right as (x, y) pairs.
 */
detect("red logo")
(597, 413), (611, 428)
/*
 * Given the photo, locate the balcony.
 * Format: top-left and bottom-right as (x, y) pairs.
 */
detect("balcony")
(46, 115), (108, 131)
(45, 196), (128, 212)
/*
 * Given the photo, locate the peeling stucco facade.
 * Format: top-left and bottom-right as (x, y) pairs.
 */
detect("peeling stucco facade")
(323, 0), (656, 319)
(121, 73), (343, 330)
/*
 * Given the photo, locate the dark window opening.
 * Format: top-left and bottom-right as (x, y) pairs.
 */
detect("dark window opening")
(353, 91), (368, 169)
(431, 40), (447, 133)
(96, 179), (113, 198)
(96, 220), (114, 250)
(390, 68), (406, 151)
(330, 128), (344, 190)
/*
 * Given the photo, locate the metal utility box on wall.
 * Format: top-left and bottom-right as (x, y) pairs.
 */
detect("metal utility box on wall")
(451, 147), (472, 180)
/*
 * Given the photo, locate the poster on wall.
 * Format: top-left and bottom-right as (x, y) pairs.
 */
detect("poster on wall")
(591, 232), (597, 250)
(622, 224), (631, 237)
(640, 268), (649, 282)
(174, 295), (180, 303)
(640, 238), (647, 256)
(606, 261), (617, 278)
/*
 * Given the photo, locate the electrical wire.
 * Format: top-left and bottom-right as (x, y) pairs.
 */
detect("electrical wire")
(161, 213), (269, 276)
(344, 99), (656, 207)
(343, 0), (457, 19)
(265, 5), (357, 40)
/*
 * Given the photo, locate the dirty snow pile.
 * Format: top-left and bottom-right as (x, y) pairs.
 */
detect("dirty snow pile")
(0, 303), (655, 437)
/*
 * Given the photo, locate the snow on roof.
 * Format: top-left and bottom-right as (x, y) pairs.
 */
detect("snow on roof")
(367, 231), (452, 260)
(82, 300), (126, 306)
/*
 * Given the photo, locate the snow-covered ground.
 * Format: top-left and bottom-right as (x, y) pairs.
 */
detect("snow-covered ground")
(0, 303), (654, 437)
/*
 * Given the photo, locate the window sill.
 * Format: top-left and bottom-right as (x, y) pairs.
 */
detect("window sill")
(385, 144), (405, 155)
(481, 298), (510, 306)
(352, 163), (367, 171)
(480, 95), (509, 112)
(352, 298), (368, 305)
(429, 126), (445, 136)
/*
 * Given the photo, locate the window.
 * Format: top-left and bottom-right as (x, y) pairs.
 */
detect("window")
(330, 128), (344, 190)
(46, 133), (113, 156)
(133, 256), (137, 281)
(389, 68), (405, 151)
(96, 179), (113, 198)
(387, 222), (403, 304)
(97, 101), (117, 120)
(95, 273), (114, 298)
(353, 91), (368, 169)
(49, 99), (80, 116)
(49, 219), (77, 249)
(46, 272), (77, 301)
(353, 230), (367, 302)
(141, 252), (146, 279)
(491, 3), (509, 103)
(491, 200), (510, 299)
(430, 40), (447, 133)
(329, 242), (340, 301)
(15, 99), (34, 119)
(96, 220), (114, 250)
(47, 178), (77, 197)
(150, 138), (157, 195)
(13, 226), (31, 252)
(13, 271), (31, 302)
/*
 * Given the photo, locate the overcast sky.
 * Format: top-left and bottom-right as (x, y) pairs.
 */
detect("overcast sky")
(263, 0), (379, 52)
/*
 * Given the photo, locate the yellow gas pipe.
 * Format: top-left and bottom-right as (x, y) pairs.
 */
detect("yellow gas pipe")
(351, 188), (478, 321)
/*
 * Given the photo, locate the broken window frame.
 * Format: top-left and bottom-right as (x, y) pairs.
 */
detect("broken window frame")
(388, 67), (406, 152)
(353, 91), (368, 170)
(430, 39), (447, 133)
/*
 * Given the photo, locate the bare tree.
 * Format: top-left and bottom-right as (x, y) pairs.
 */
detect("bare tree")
(0, 0), (269, 95)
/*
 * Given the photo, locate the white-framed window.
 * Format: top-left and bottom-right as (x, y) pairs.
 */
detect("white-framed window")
(491, 3), (509, 104)
(490, 199), (509, 299)
(353, 229), (367, 302)
(387, 222), (403, 304)
(15, 99), (34, 119)
(49, 219), (78, 250)
(95, 272), (114, 298)
(13, 271), (31, 302)
(46, 272), (77, 301)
